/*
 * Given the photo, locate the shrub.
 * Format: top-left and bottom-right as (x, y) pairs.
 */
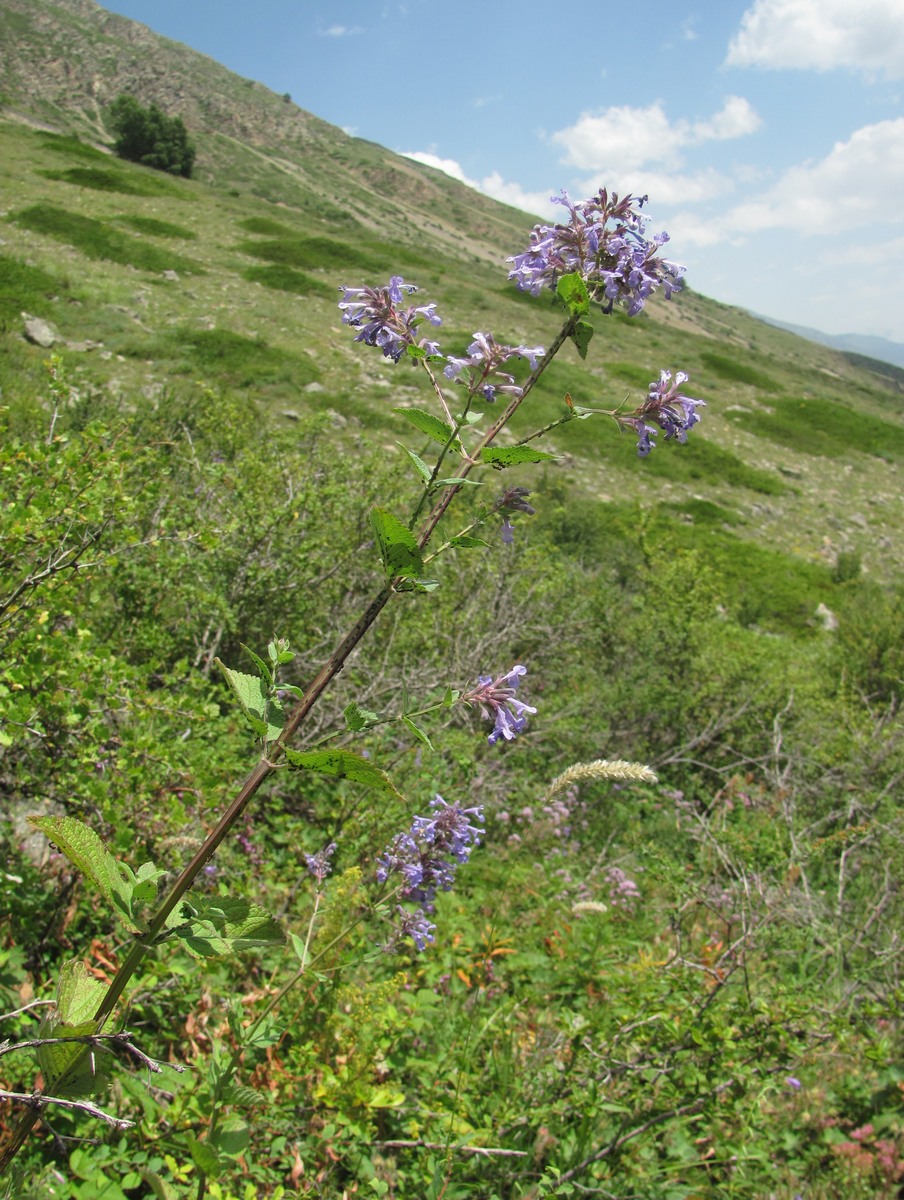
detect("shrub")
(107, 94), (196, 178)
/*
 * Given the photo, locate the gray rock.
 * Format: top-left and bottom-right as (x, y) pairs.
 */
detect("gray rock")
(22, 313), (57, 348)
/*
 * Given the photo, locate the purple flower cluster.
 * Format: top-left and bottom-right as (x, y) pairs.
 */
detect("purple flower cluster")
(496, 486), (536, 545)
(464, 665), (537, 746)
(507, 189), (685, 316)
(337, 275), (442, 362)
(304, 841), (337, 884)
(443, 332), (545, 403)
(606, 866), (641, 911)
(620, 370), (706, 457)
(377, 795), (485, 951)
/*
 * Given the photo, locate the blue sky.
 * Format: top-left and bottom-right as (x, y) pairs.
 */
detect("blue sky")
(100, 0), (904, 342)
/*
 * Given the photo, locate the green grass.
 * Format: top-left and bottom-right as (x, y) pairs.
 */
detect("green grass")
(242, 263), (333, 298)
(38, 166), (162, 196)
(633, 432), (789, 493)
(700, 351), (782, 392)
(236, 232), (434, 279)
(9, 205), (203, 275)
(0, 252), (73, 330)
(113, 215), (197, 240)
(121, 326), (319, 390)
(237, 216), (298, 237)
(660, 498), (743, 526)
(727, 395), (904, 461)
(35, 131), (110, 161)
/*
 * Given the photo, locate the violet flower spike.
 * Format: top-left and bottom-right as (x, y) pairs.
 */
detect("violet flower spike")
(377, 795), (485, 952)
(464, 665), (538, 746)
(507, 188), (685, 317)
(443, 332), (545, 403)
(337, 275), (443, 363)
(304, 841), (338, 884)
(496, 486), (536, 546)
(620, 370), (705, 456)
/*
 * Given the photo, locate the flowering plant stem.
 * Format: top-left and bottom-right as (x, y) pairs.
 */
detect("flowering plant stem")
(0, 315), (571, 1173)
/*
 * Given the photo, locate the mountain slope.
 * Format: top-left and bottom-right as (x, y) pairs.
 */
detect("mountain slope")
(1, 0), (903, 586)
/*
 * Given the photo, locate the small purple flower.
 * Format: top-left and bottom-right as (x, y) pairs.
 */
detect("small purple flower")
(304, 841), (337, 884)
(496, 486), (536, 545)
(393, 906), (436, 952)
(378, 795), (485, 951)
(508, 188), (684, 316)
(464, 665), (538, 746)
(338, 275), (442, 362)
(786, 1076), (802, 1091)
(620, 370), (705, 456)
(443, 332), (544, 403)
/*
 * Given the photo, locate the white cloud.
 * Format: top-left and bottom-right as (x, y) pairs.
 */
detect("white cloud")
(320, 24), (364, 37)
(726, 0), (904, 77)
(401, 151), (477, 187)
(400, 152), (553, 217)
(679, 117), (904, 243)
(550, 97), (761, 174)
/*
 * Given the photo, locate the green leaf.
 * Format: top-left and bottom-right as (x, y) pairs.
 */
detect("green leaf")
(399, 444), (432, 484)
(284, 747), (402, 800)
(433, 476), (481, 487)
(212, 1117), (251, 1159)
(481, 446), (558, 468)
(215, 660), (285, 743)
(344, 701), (382, 731)
(173, 897), (285, 959)
(370, 507), (425, 579)
(187, 1135), (222, 1179)
(240, 643), (272, 686)
(449, 535), (488, 549)
(556, 272), (590, 314)
(393, 407), (459, 448)
(55, 960), (108, 1026)
(28, 816), (144, 934)
(36, 962), (111, 1094)
(569, 318), (594, 360)
(402, 715), (434, 752)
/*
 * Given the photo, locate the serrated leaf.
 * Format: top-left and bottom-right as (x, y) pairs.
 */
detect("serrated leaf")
(401, 715), (434, 752)
(212, 1117), (251, 1158)
(284, 747), (402, 800)
(481, 446), (558, 468)
(449, 535), (488, 549)
(223, 1083), (265, 1108)
(393, 406), (459, 448)
(570, 318), (594, 359)
(370, 507), (425, 579)
(399, 444), (432, 484)
(174, 897), (285, 959)
(240, 643), (272, 686)
(187, 1135), (222, 1179)
(556, 271), (590, 314)
(36, 962), (111, 1094)
(28, 816), (143, 934)
(344, 701), (381, 732)
(215, 660), (285, 743)
(138, 1170), (179, 1200)
(37, 1018), (108, 1096)
(56, 960), (108, 1026)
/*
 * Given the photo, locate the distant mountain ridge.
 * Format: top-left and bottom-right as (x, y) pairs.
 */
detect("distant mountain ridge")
(753, 313), (904, 374)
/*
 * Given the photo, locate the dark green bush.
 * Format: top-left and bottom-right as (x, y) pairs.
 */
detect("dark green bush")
(107, 94), (196, 178)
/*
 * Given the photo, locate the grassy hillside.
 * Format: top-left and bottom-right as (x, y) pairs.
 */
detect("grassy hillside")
(2, 6), (904, 1197)
(1, 109), (903, 585)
